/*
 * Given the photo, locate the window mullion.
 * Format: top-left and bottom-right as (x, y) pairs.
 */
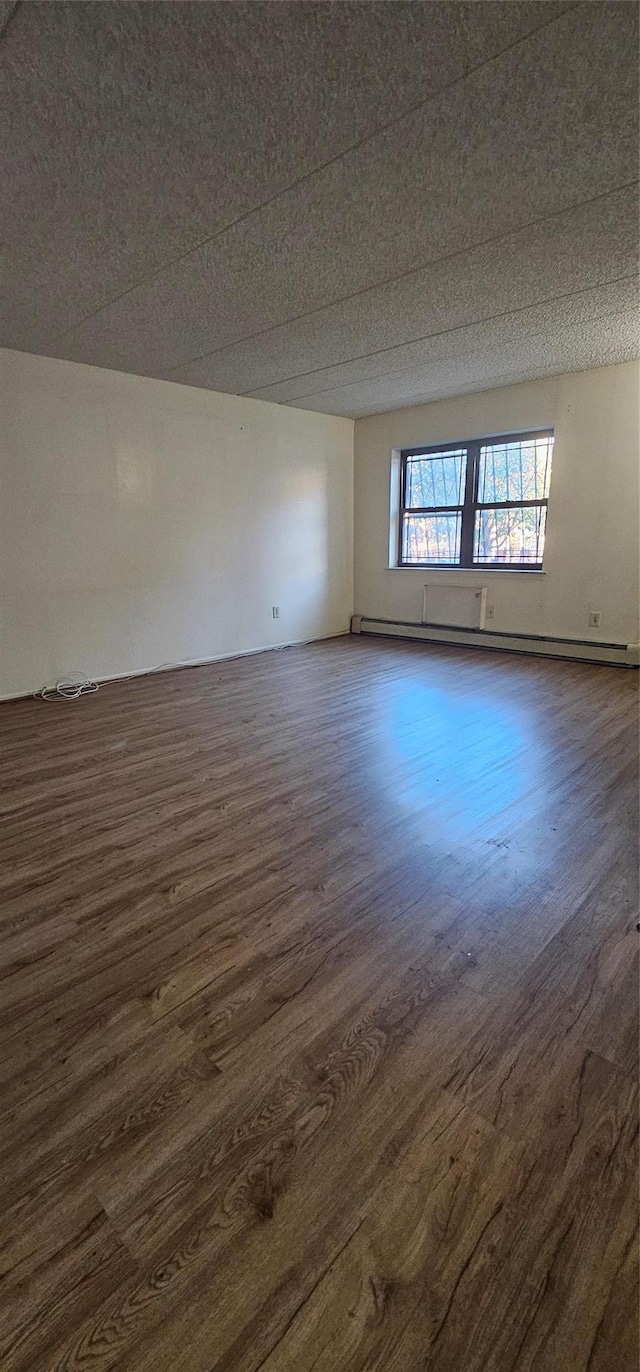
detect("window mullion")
(459, 444), (477, 568)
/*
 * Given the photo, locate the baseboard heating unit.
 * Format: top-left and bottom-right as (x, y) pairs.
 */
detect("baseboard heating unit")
(351, 616), (639, 668)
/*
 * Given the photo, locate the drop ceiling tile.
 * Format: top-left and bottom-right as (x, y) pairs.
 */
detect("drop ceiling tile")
(292, 309), (640, 416)
(35, 3), (638, 381)
(173, 187), (639, 397)
(2, 1), (637, 414)
(249, 280), (639, 406)
(1, 0), (564, 342)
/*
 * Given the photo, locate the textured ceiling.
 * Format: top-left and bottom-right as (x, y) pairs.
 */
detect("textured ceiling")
(2, 0), (638, 418)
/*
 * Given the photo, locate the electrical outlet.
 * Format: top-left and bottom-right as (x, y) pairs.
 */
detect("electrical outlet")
(588, 611), (601, 628)
(485, 604), (495, 620)
(272, 605), (280, 619)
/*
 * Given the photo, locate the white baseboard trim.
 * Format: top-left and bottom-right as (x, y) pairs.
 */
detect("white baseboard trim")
(0, 629), (350, 703)
(351, 616), (638, 668)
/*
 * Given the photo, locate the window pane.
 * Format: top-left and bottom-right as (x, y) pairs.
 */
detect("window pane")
(405, 450), (465, 508)
(402, 513), (462, 564)
(478, 435), (553, 503)
(473, 506), (547, 565)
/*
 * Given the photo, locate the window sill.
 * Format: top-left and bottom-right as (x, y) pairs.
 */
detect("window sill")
(388, 566), (546, 575)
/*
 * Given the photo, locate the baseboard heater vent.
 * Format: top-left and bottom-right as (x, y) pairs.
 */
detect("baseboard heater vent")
(351, 616), (638, 668)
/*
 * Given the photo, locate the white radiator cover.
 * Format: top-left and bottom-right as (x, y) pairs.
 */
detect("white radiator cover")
(423, 583), (487, 629)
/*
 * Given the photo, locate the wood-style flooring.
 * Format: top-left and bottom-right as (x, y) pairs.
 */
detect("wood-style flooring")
(0, 635), (638, 1371)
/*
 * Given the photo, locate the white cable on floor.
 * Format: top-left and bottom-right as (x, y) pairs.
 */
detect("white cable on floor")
(35, 673), (99, 701)
(34, 663), (190, 701)
(34, 642), (300, 702)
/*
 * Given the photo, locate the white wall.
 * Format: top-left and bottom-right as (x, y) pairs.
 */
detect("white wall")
(0, 350), (353, 698)
(354, 362), (639, 648)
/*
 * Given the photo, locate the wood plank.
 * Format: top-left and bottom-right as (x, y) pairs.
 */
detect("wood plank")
(253, 1052), (637, 1372)
(0, 635), (637, 1370)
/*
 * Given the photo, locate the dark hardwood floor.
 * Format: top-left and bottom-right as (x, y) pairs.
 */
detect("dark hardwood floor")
(0, 634), (637, 1372)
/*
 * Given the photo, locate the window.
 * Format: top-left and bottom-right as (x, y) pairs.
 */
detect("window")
(398, 430), (553, 570)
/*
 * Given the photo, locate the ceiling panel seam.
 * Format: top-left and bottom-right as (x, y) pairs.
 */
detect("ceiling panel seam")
(41, 0), (582, 347)
(338, 347), (640, 419)
(163, 179), (639, 378)
(287, 304), (640, 407)
(242, 274), (640, 398)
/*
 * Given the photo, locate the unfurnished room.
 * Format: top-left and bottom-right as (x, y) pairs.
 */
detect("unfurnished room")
(0, 2), (639, 1370)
